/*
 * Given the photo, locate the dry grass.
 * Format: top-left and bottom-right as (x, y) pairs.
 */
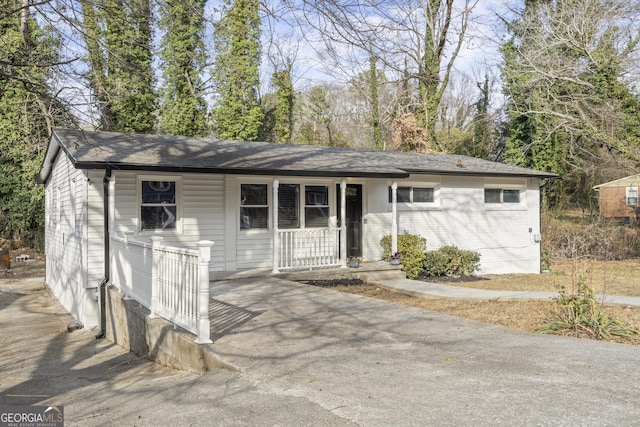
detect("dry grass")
(0, 248), (45, 279)
(433, 259), (640, 297)
(331, 280), (640, 346)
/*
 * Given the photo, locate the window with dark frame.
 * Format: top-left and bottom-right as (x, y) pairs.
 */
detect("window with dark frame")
(388, 186), (434, 203)
(484, 188), (520, 204)
(240, 184), (269, 229)
(278, 184), (300, 229)
(141, 181), (177, 230)
(305, 185), (329, 227)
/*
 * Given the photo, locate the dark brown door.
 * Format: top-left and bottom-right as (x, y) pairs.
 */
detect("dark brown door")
(336, 184), (363, 257)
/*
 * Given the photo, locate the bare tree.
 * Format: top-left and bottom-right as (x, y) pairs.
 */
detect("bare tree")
(290, 0), (480, 151)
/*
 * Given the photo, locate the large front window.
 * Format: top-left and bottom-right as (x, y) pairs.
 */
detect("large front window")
(240, 182), (331, 230)
(305, 185), (329, 227)
(240, 184), (268, 229)
(278, 184), (300, 229)
(141, 181), (177, 230)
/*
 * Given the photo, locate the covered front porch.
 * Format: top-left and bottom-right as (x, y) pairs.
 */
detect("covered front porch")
(267, 178), (403, 273)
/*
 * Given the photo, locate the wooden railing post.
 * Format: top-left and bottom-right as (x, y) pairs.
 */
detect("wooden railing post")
(340, 179), (347, 267)
(195, 240), (213, 344)
(391, 180), (398, 255)
(272, 179), (280, 273)
(149, 236), (163, 318)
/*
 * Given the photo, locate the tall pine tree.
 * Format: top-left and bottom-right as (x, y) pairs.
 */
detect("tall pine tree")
(81, 0), (156, 133)
(211, 0), (263, 141)
(158, 0), (208, 137)
(0, 0), (72, 247)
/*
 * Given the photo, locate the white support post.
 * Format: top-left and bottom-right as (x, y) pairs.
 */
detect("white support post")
(340, 179), (347, 267)
(195, 240), (213, 344)
(391, 180), (398, 256)
(149, 236), (163, 318)
(272, 179), (280, 274)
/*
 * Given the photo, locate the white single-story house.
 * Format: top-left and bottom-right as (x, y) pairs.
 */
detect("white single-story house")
(37, 128), (558, 331)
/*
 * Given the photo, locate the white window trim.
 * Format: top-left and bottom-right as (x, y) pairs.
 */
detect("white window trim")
(238, 179), (272, 233)
(387, 181), (441, 211)
(137, 175), (183, 233)
(303, 184), (331, 228)
(484, 181), (527, 211)
(626, 187), (638, 206)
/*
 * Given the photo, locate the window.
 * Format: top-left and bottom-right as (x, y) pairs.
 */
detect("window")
(388, 186), (434, 203)
(626, 187), (638, 206)
(278, 184), (300, 229)
(240, 184), (268, 229)
(485, 188), (520, 204)
(141, 181), (177, 230)
(305, 185), (329, 227)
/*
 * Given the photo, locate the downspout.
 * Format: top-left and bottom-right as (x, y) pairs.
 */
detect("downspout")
(95, 167), (112, 339)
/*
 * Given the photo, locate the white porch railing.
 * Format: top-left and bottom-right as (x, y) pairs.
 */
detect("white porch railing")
(277, 227), (342, 270)
(110, 234), (213, 343)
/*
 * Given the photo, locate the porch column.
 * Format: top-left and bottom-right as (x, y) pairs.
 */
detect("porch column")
(195, 240), (214, 344)
(391, 180), (398, 255)
(272, 178), (280, 274)
(340, 178), (347, 267)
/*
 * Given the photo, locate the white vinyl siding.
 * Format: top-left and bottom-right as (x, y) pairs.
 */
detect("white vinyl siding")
(235, 177), (273, 269)
(44, 152), (99, 328)
(111, 171), (226, 271)
(86, 170), (105, 288)
(366, 175), (541, 275)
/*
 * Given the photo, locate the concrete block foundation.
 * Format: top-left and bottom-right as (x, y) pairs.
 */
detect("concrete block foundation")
(104, 285), (235, 373)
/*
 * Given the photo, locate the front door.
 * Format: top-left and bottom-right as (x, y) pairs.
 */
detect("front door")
(336, 184), (363, 257)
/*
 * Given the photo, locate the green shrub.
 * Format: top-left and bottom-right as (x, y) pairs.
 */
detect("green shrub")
(380, 232), (427, 279)
(537, 283), (640, 342)
(423, 245), (480, 277)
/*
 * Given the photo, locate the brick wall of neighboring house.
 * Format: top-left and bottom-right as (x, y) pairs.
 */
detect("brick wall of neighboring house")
(599, 186), (640, 221)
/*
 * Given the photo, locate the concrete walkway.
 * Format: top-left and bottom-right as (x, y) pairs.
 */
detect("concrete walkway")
(373, 278), (640, 307)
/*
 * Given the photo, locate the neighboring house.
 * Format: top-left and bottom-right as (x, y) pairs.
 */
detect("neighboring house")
(37, 128), (558, 329)
(593, 174), (640, 223)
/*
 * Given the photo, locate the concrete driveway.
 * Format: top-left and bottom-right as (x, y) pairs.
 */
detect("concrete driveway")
(209, 277), (640, 426)
(3, 275), (640, 426)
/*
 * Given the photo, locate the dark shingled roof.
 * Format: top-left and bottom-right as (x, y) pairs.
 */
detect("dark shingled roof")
(37, 128), (559, 184)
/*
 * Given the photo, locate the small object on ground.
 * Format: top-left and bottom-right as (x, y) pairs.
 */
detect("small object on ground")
(67, 320), (83, 332)
(0, 248), (9, 270)
(16, 254), (31, 262)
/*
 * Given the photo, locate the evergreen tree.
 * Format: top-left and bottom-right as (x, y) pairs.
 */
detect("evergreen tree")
(270, 67), (295, 143)
(500, 0), (640, 207)
(211, 0), (263, 141)
(369, 54), (383, 150)
(81, 0), (156, 133)
(158, 0), (208, 137)
(0, 1), (72, 247)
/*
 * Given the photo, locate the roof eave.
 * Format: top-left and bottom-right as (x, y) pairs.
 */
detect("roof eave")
(36, 132), (63, 184)
(72, 161), (410, 179)
(402, 168), (561, 180)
